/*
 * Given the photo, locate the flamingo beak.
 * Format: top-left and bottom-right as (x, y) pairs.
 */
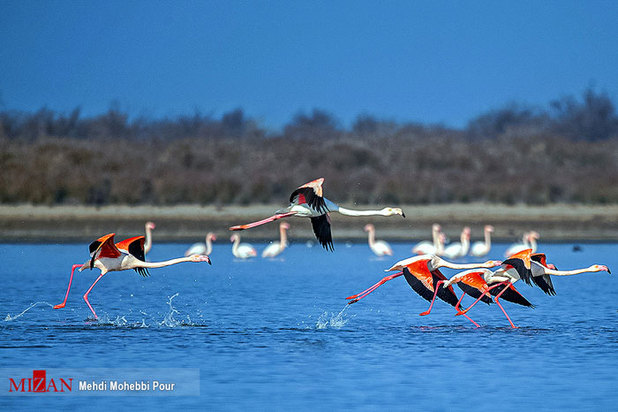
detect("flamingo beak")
(401, 211), (406, 218)
(207, 256), (212, 265)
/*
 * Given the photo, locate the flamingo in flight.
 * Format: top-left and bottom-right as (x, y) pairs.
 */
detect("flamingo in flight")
(470, 225), (494, 257)
(455, 250), (610, 327)
(230, 233), (257, 259)
(229, 178), (405, 251)
(412, 223), (443, 255)
(505, 231), (540, 257)
(345, 254), (502, 327)
(185, 232), (216, 256)
(262, 222), (290, 258)
(144, 221), (156, 254)
(53, 233), (211, 319)
(364, 224), (393, 257)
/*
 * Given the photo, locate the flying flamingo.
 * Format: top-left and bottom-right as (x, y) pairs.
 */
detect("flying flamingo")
(364, 224), (393, 257)
(345, 254), (502, 326)
(229, 178), (405, 251)
(185, 232), (216, 256)
(262, 222), (290, 258)
(144, 221), (156, 254)
(470, 225), (494, 257)
(505, 231), (540, 257)
(230, 233), (257, 259)
(412, 223), (443, 255)
(441, 227), (471, 259)
(53, 233), (211, 319)
(435, 269), (534, 328)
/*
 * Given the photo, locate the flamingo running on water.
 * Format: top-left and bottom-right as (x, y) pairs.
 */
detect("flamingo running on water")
(185, 232), (216, 256)
(470, 225), (494, 257)
(229, 178), (405, 251)
(441, 227), (471, 259)
(412, 223), (443, 255)
(230, 233), (257, 259)
(262, 222), (290, 258)
(364, 224), (393, 257)
(144, 221), (156, 254)
(53, 233), (211, 319)
(345, 254), (502, 327)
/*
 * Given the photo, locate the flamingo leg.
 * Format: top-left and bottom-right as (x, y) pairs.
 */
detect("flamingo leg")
(454, 292), (467, 312)
(229, 212), (297, 230)
(53, 264), (83, 309)
(491, 283), (518, 328)
(455, 282), (507, 316)
(346, 272), (403, 304)
(419, 280), (445, 316)
(82, 272), (106, 320)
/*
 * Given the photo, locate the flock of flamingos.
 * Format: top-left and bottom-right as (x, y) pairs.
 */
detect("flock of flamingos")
(53, 178), (610, 328)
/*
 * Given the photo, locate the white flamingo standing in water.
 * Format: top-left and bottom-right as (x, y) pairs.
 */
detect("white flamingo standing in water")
(364, 224), (393, 256)
(262, 222), (290, 258)
(53, 233), (211, 319)
(505, 231), (540, 257)
(230, 178), (405, 251)
(144, 221), (156, 254)
(230, 233), (257, 259)
(441, 227), (471, 259)
(412, 223), (443, 255)
(185, 232), (216, 256)
(470, 225), (494, 257)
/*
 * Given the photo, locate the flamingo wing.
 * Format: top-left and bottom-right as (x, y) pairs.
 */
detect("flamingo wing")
(489, 284), (534, 307)
(430, 269), (461, 307)
(88, 233), (121, 269)
(117, 236), (149, 277)
(310, 214), (333, 251)
(530, 254), (557, 295)
(290, 178), (327, 214)
(455, 272), (493, 305)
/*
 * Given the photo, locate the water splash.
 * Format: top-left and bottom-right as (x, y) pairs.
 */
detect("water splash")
(158, 293), (196, 327)
(315, 305), (352, 329)
(4, 302), (54, 321)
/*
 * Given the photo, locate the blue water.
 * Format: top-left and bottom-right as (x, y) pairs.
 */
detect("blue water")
(1, 241), (617, 410)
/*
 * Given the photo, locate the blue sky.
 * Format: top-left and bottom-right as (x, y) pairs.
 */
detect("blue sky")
(2, 1), (617, 129)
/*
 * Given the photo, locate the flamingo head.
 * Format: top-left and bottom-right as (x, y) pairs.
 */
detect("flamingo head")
(432, 223), (441, 231)
(146, 222), (156, 230)
(364, 223), (374, 232)
(189, 254), (211, 265)
(381, 207), (405, 218)
(591, 264), (611, 274)
(280, 222), (290, 230)
(463, 227), (471, 238)
(485, 225), (494, 233)
(230, 234), (239, 242)
(528, 231), (540, 240)
(484, 260), (503, 267)
(207, 232), (216, 242)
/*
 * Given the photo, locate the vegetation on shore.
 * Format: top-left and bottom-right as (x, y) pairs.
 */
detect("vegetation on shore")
(1, 88), (617, 206)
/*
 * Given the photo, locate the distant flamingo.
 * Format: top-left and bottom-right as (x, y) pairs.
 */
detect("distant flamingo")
(470, 225), (494, 257)
(345, 254), (502, 326)
(262, 222), (290, 258)
(441, 227), (471, 259)
(53, 233), (211, 319)
(412, 223), (443, 255)
(230, 178), (405, 251)
(230, 233), (257, 259)
(505, 231), (539, 257)
(185, 232), (216, 256)
(364, 224), (393, 257)
(144, 221), (156, 254)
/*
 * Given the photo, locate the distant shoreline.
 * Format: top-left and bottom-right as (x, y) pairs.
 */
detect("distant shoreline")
(1, 203), (617, 243)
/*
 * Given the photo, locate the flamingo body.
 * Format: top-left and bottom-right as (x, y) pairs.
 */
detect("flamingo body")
(185, 232), (216, 256)
(470, 225), (494, 257)
(230, 234), (257, 259)
(262, 223), (290, 258)
(364, 224), (393, 256)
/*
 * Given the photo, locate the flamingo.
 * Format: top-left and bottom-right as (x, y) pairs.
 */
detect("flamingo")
(185, 232), (216, 256)
(53, 233), (211, 319)
(262, 222), (290, 258)
(441, 227), (471, 259)
(504, 231), (539, 257)
(144, 221), (156, 254)
(230, 233), (257, 259)
(229, 178), (405, 251)
(436, 269), (534, 328)
(470, 225), (494, 257)
(345, 254), (502, 327)
(364, 224), (393, 257)
(412, 223), (443, 255)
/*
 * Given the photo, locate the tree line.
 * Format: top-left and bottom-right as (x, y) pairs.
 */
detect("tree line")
(0, 88), (617, 206)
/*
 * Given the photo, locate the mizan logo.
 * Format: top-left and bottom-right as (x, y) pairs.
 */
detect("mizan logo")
(9, 370), (73, 393)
